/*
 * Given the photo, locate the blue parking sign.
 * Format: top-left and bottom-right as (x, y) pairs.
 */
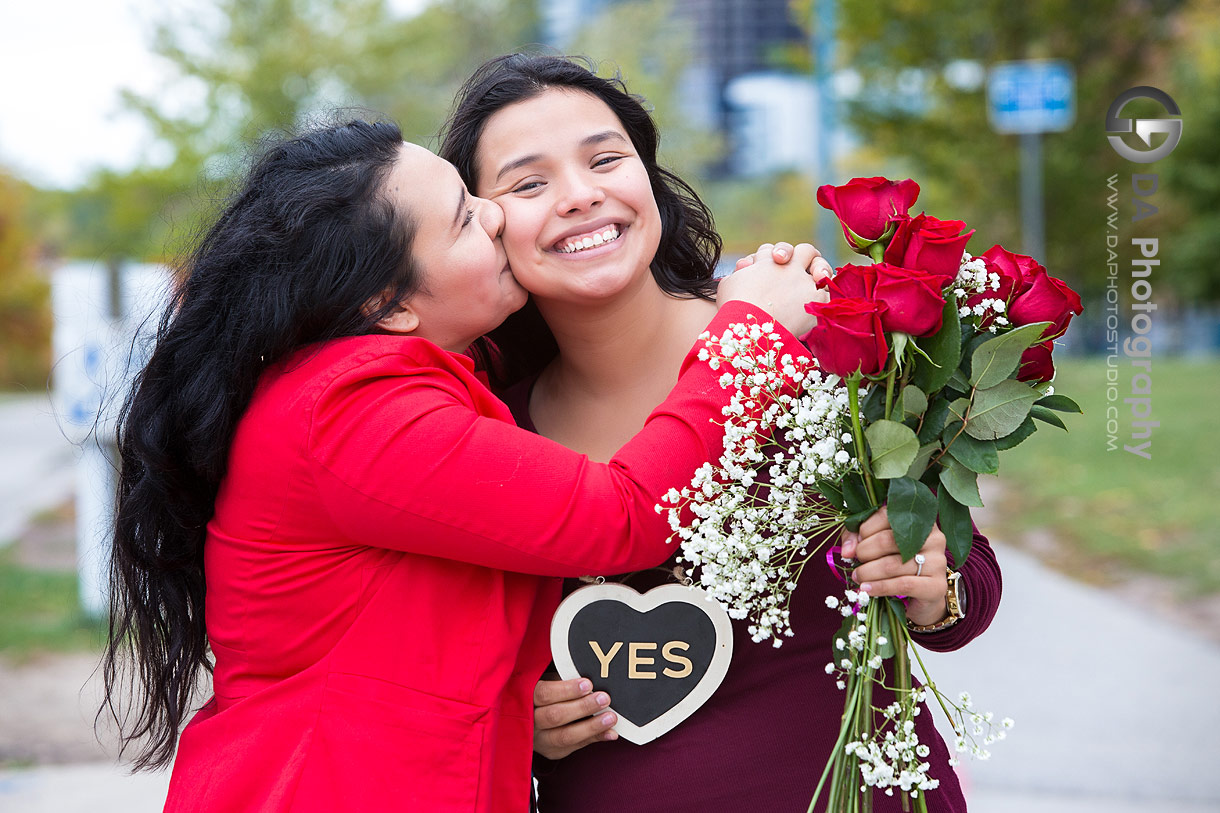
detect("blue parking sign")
(987, 60), (1075, 134)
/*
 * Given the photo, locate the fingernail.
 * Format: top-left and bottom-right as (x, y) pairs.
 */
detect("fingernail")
(776, 248), (789, 260)
(859, 583), (872, 594)
(601, 713), (616, 726)
(595, 693), (610, 707)
(578, 679), (592, 693)
(603, 729), (619, 741)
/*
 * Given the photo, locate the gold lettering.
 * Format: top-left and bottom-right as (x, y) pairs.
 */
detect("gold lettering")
(588, 641), (623, 679)
(628, 642), (657, 679)
(661, 641), (692, 678)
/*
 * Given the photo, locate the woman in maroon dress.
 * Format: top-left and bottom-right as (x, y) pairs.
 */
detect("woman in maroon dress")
(440, 54), (1002, 812)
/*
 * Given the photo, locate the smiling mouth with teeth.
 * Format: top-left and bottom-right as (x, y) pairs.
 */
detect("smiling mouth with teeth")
(557, 225), (621, 254)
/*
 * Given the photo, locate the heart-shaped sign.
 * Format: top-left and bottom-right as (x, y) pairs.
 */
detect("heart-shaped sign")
(549, 583), (733, 745)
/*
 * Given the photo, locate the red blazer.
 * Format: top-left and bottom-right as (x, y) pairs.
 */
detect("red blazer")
(163, 302), (789, 812)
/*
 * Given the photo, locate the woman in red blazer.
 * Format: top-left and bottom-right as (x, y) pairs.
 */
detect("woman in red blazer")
(101, 118), (825, 811)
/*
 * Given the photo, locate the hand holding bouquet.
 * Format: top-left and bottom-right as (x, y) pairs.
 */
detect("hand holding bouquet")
(663, 177), (1082, 811)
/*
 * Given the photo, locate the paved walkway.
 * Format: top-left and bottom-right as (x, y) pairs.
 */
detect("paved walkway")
(920, 541), (1220, 811)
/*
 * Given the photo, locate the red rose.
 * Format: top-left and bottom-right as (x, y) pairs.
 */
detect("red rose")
(801, 298), (889, 377)
(980, 245), (1045, 296)
(820, 263), (945, 337)
(821, 263), (877, 300)
(1008, 268), (1084, 340)
(1017, 340), (1055, 383)
(817, 177), (920, 251)
(883, 214), (975, 286)
(872, 263), (947, 337)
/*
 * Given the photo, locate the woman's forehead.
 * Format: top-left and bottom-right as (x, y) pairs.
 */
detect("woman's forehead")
(475, 89), (626, 177)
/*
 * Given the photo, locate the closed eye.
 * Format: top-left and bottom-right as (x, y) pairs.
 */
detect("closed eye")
(462, 208), (475, 227)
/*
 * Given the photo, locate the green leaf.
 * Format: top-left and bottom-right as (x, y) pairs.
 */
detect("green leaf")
(959, 332), (992, 380)
(844, 506), (879, 532)
(885, 477), (938, 561)
(911, 298), (962, 393)
(890, 331), (911, 373)
(947, 397), (972, 424)
(941, 428), (999, 474)
(917, 397), (952, 444)
(816, 479), (845, 510)
(1030, 404), (1068, 430)
(862, 385), (886, 423)
(946, 368), (971, 394)
(938, 457), (984, 507)
(876, 608), (896, 659)
(865, 420), (921, 479)
(906, 442), (940, 480)
(901, 385), (928, 418)
(843, 472), (872, 515)
(937, 489), (974, 564)
(965, 380), (1040, 440)
(1035, 394), (1083, 413)
(834, 614), (857, 656)
(968, 322), (1052, 389)
(993, 415), (1038, 450)
(919, 466), (940, 490)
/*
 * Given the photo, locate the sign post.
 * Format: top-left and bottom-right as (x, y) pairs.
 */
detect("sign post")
(986, 60), (1076, 262)
(51, 261), (171, 616)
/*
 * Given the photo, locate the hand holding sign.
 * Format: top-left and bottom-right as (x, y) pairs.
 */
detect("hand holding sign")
(549, 584), (733, 745)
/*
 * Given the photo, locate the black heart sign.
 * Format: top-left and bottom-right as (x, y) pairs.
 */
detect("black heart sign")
(549, 583), (733, 745)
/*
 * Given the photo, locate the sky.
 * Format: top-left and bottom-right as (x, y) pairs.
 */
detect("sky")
(0, 0), (428, 189)
(0, 0), (166, 187)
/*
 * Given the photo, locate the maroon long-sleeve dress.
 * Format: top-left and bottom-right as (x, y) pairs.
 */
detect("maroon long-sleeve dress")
(504, 380), (1003, 813)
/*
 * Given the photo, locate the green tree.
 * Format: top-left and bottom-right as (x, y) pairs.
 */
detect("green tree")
(0, 170), (51, 389)
(41, 0), (542, 264)
(787, 0), (1188, 302)
(1162, 0), (1220, 300)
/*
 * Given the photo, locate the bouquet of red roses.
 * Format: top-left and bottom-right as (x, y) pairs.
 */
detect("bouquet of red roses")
(663, 176), (1082, 812)
(806, 176), (1082, 564)
(804, 177), (1081, 811)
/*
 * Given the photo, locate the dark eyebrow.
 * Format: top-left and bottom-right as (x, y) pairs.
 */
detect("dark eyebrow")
(493, 130), (630, 183)
(452, 186), (467, 231)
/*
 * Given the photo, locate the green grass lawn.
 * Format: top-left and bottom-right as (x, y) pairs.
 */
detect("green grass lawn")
(0, 546), (107, 658)
(988, 356), (1220, 594)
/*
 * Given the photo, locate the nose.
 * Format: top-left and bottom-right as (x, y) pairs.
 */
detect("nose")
(555, 171), (605, 216)
(476, 195), (505, 239)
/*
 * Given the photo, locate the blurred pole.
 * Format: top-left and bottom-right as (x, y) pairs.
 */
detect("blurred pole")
(1019, 132), (1046, 261)
(77, 437), (115, 617)
(811, 0), (840, 267)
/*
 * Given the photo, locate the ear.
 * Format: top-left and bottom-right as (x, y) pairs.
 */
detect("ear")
(373, 299), (421, 335)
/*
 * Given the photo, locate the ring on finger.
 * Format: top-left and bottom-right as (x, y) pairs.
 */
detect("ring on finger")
(914, 553), (926, 577)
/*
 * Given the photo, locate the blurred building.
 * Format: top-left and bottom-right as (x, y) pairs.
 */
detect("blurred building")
(542, 0), (816, 177)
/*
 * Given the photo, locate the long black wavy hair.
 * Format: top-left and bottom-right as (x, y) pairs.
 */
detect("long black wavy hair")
(102, 118), (419, 771)
(440, 53), (722, 387)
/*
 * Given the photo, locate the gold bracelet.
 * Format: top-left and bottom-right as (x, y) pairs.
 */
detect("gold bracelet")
(907, 570), (964, 633)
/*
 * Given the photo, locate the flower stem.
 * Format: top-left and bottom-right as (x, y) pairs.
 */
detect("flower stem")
(928, 386), (975, 469)
(847, 374), (879, 506)
(883, 366), (897, 422)
(811, 673), (865, 812)
(887, 599), (914, 813)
